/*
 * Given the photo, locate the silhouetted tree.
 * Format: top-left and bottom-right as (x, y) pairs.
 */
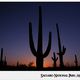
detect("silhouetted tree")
(29, 6), (51, 69)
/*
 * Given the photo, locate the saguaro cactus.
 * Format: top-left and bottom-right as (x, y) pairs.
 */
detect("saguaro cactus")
(74, 54), (78, 67)
(0, 48), (3, 66)
(29, 6), (51, 69)
(52, 52), (58, 68)
(56, 23), (66, 67)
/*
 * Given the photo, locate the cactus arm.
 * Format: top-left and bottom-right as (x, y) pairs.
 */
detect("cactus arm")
(56, 23), (61, 53)
(52, 57), (54, 60)
(29, 22), (37, 57)
(56, 57), (58, 61)
(52, 52), (58, 61)
(57, 46), (66, 55)
(52, 57), (58, 61)
(43, 32), (51, 58)
(63, 46), (66, 52)
(62, 46), (66, 55)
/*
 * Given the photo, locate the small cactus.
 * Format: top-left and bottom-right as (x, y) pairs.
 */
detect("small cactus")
(56, 23), (66, 67)
(29, 6), (51, 69)
(74, 54), (78, 67)
(51, 52), (58, 68)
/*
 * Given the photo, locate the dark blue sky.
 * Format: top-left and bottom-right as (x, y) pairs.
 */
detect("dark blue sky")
(0, 2), (80, 67)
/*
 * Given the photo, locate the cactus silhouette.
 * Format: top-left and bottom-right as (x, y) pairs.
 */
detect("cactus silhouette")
(0, 48), (3, 66)
(51, 52), (58, 68)
(74, 54), (78, 67)
(0, 48), (7, 67)
(56, 23), (66, 68)
(1, 48), (3, 62)
(29, 6), (51, 69)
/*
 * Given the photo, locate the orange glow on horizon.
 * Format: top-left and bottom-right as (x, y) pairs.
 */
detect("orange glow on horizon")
(6, 52), (74, 68)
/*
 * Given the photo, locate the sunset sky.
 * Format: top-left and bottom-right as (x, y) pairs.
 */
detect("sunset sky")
(0, 2), (80, 67)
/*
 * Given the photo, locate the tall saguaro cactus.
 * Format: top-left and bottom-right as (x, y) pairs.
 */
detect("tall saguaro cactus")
(0, 48), (3, 65)
(52, 52), (58, 68)
(29, 6), (51, 69)
(56, 23), (66, 68)
(74, 54), (78, 67)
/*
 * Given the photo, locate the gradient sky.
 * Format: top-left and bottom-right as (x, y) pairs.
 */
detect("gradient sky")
(0, 2), (80, 67)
